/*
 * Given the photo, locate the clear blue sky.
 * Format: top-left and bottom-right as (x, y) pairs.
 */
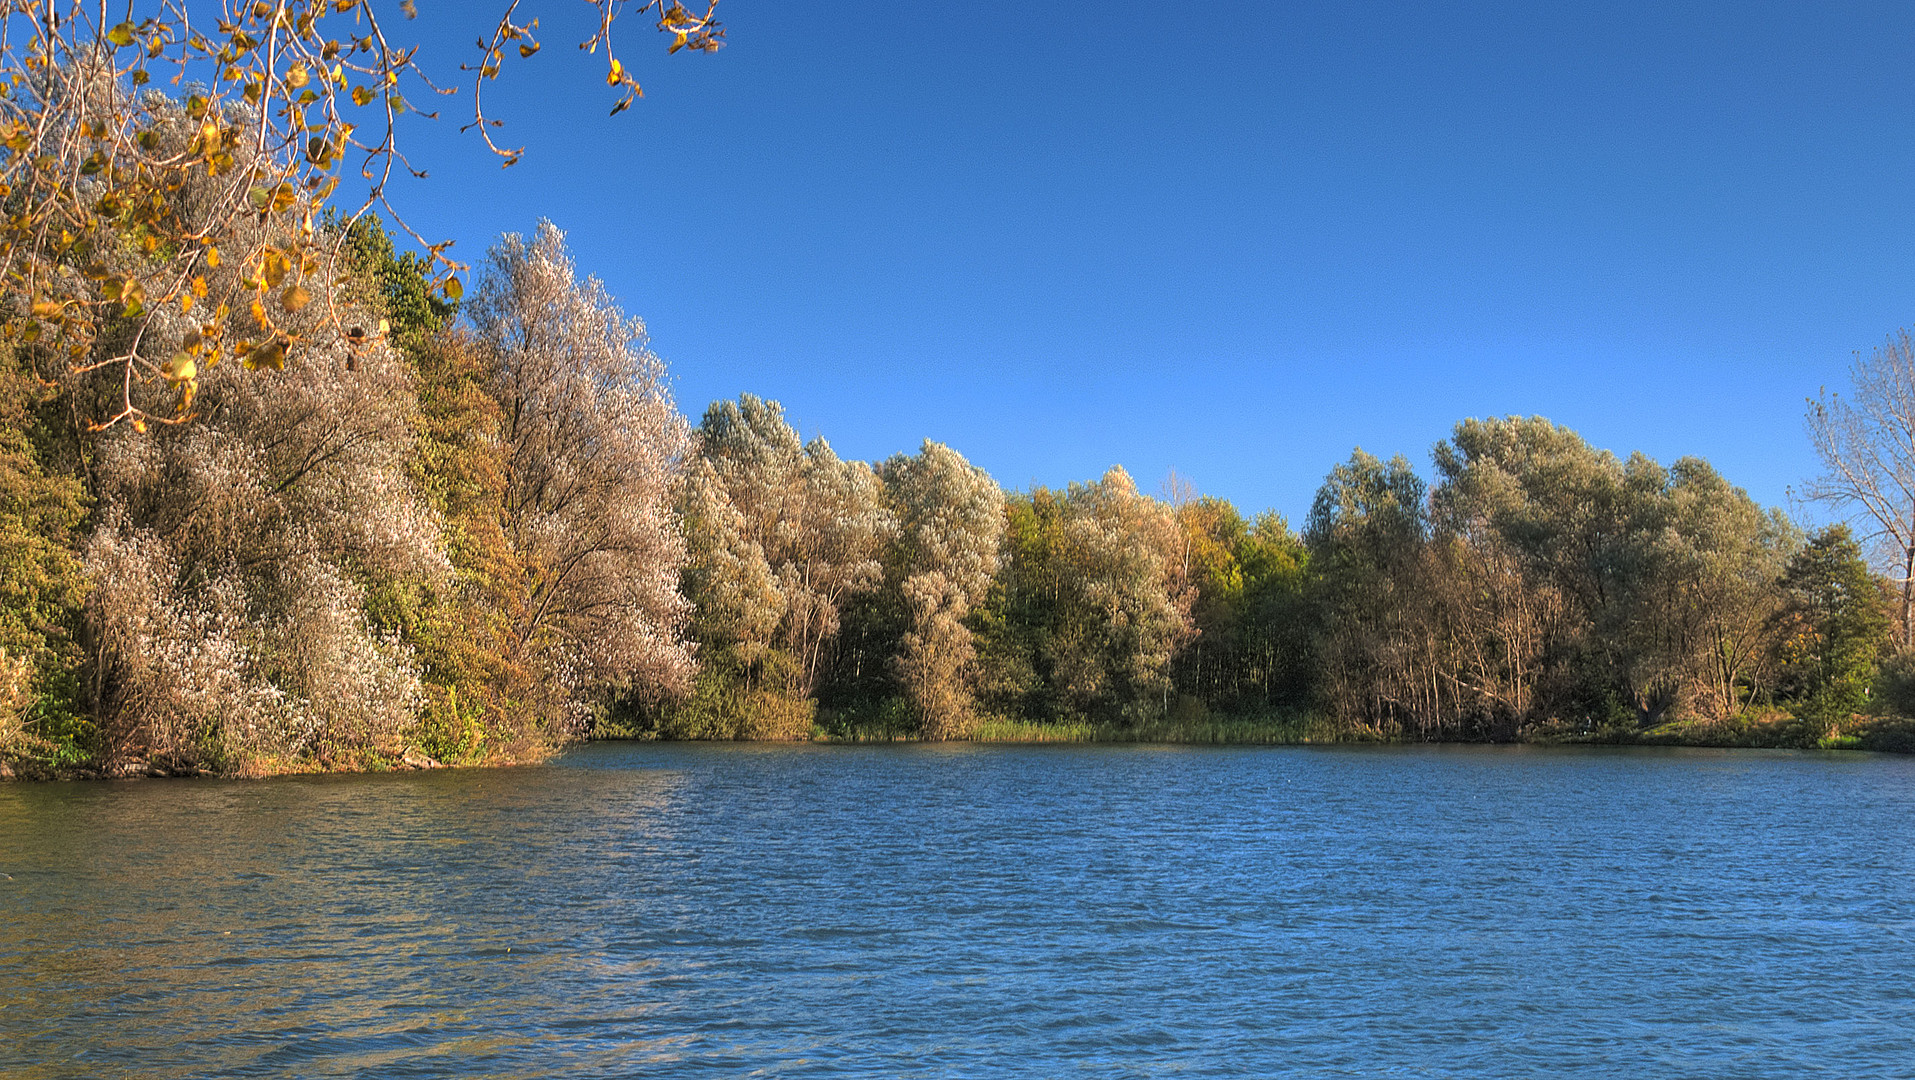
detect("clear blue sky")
(382, 1), (1915, 525)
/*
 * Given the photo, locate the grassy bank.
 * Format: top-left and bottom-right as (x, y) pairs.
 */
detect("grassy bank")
(597, 708), (1915, 753)
(1535, 712), (1915, 754)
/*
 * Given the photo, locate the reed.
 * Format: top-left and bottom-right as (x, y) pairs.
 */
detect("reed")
(816, 710), (1342, 745)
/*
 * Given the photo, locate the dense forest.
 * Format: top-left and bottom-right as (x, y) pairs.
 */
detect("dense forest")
(3, 194), (1912, 777)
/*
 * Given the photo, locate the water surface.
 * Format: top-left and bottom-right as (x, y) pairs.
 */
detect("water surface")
(3, 743), (1913, 1077)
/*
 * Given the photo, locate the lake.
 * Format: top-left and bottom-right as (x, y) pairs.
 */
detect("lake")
(2, 743), (1913, 1077)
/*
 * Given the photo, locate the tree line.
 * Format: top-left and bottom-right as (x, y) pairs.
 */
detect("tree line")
(2, 205), (1907, 775)
(636, 402), (1895, 749)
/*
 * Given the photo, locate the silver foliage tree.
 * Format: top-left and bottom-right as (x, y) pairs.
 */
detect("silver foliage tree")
(881, 440), (1004, 739)
(1059, 466), (1197, 717)
(467, 222), (695, 716)
(83, 235), (440, 773)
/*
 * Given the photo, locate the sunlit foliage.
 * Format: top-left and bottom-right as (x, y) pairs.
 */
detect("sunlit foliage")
(0, 0), (720, 432)
(0, 345), (87, 761)
(974, 467), (1195, 725)
(467, 222), (693, 721)
(1297, 419), (1811, 741)
(1169, 498), (1312, 717)
(881, 440), (1004, 739)
(82, 197), (438, 773)
(655, 394), (894, 739)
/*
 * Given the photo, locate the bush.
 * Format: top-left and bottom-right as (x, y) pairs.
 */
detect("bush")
(1873, 652), (1915, 718)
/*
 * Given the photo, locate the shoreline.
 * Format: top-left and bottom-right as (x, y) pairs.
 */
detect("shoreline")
(9, 713), (1910, 782)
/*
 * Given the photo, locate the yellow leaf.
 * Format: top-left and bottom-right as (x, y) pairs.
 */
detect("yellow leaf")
(351, 85), (374, 107)
(245, 340), (287, 371)
(280, 284), (311, 313)
(261, 250), (290, 288)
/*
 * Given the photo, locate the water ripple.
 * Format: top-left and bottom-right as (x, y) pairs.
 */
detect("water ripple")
(2, 743), (1914, 1077)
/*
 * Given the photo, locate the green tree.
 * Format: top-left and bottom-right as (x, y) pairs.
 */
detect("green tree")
(1306, 449), (1434, 733)
(1429, 417), (1649, 724)
(0, 348), (89, 764)
(1169, 498), (1311, 714)
(1773, 525), (1889, 729)
(658, 394), (893, 739)
(693, 395), (894, 703)
(974, 468), (1193, 725)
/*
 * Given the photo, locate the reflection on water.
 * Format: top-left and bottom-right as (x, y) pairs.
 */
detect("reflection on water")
(3, 743), (1914, 1078)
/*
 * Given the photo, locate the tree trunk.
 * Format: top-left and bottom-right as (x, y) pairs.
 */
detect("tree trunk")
(1902, 543), (1913, 652)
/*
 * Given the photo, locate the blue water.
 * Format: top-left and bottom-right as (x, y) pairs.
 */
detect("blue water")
(2, 742), (1914, 1077)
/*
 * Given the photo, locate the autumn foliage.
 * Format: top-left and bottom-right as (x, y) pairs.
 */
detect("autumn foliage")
(0, 9), (1908, 771)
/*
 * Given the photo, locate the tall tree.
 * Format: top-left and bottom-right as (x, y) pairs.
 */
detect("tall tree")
(880, 440), (1004, 739)
(691, 395), (894, 701)
(679, 454), (786, 687)
(1307, 450), (1436, 732)
(1803, 331), (1915, 651)
(467, 222), (694, 716)
(1169, 498), (1312, 714)
(1431, 417), (1677, 726)
(976, 468), (1194, 724)
(1652, 459), (1796, 719)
